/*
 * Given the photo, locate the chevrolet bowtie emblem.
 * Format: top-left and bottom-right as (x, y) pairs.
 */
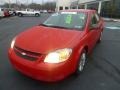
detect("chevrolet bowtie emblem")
(21, 52), (26, 55)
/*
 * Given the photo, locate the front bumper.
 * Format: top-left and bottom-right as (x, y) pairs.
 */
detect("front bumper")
(8, 48), (73, 82)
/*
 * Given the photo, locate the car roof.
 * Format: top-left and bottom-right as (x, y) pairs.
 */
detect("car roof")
(60, 9), (96, 13)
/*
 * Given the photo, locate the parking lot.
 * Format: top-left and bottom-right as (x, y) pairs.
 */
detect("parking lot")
(0, 14), (120, 90)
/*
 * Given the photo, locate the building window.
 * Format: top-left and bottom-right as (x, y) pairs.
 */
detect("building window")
(80, 5), (85, 9)
(87, 3), (99, 11)
(65, 7), (69, 10)
(59, 6), (63, 10)
(101, 0), (120, 18)
(72, 7), (76, 9)
(78, 6), (81, 9)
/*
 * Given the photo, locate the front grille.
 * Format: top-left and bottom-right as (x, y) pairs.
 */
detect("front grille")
(14, 46), (42, 61)
(15, 46), (41, 56)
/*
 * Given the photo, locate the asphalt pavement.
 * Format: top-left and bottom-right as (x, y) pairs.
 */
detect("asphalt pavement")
(0, 14), (120, 90)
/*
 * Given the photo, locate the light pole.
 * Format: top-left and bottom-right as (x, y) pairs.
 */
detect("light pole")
(8, 0), (11, 8)
(77, 0), (79, 9)
(56, 0), (58, 11)
(42, 0), (44, 10)
(98, 0), (102, 14)
(27, 0), (28, 5)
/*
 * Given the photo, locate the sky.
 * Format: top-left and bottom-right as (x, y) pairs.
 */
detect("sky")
(0, 0), (56, 5)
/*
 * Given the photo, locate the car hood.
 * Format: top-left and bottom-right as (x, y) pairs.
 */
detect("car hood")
(15, 26), (84, 54)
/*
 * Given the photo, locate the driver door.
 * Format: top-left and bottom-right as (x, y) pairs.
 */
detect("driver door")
(87, 12), (101, 51)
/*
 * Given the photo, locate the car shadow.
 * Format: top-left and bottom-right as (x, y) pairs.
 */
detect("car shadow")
(11, 68), (83, 90)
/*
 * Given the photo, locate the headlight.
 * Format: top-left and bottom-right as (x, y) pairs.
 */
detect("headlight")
(44, 48), (72, 63)
(11, 37), (16, 48)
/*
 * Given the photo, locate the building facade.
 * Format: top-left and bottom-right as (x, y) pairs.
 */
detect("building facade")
(56, 0), (120, 18)
(56, 0), (79, 11)
(56, 0), (71, 11)
(78, 0), (120, 18)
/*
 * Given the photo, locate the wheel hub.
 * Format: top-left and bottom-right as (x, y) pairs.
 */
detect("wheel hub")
(79, 53), (86, 71)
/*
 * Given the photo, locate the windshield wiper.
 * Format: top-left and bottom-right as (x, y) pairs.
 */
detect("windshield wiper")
(39, 24), (50, 27)
(48, 25), (74, 29)
(40, 24), (74, 30)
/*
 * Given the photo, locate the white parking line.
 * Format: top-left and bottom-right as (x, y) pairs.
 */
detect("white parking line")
(105, 27), (120, 30)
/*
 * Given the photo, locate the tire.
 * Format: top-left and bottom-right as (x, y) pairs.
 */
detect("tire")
(35, 13), (40, 17)
(75, 50), (87, 75)
(18, 13), (23, 17)
(97, 32), (103, 43)
(12, 12), (16, 16)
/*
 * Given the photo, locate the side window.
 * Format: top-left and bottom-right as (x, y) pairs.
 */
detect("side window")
(65, 7), (69, 10)
(27, 9), (29, 11)
(90, 13), (100, 28)
(1, 9), (4, 11)
(91, 15), (97, 25)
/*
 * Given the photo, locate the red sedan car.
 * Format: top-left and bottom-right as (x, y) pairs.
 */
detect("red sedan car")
(8, 9), (104, 82)
(4, 9), (10, 17)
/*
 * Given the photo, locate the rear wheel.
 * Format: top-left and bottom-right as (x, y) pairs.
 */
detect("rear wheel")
(75, 50), (87, 74)
(12, 12), (16, 16)
(35, 13), (40, 17)
(18, 13), (23, 17)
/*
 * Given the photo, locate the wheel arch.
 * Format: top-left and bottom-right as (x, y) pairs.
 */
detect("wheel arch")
(18, 12), (22, 14)
(77, 45), (89, 55)
(35, 13), (39, 14)
(73, 45), (89, 74)
(84, 45), (88, 54)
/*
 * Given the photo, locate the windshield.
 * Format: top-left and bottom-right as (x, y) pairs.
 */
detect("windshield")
(42, 12), (87, 30)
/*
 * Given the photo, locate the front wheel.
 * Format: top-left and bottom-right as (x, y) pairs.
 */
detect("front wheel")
(75, 50), (87, 74)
